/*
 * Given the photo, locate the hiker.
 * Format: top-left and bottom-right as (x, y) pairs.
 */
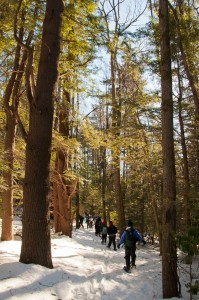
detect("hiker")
(86, 215), (90, 229)
(107, 221), (118, 251)
(117, 220), (146, 273)
(95, 216), (102, 236)
(89, 218), (93, 228)
(101, 220), (108, 244)
(79, 215), (84, 228)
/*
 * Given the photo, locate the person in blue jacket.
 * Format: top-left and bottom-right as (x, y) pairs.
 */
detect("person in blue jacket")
(117, 220), (146, 273)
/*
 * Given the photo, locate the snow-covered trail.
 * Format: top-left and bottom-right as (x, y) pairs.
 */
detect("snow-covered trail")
(51, 227), (160, 300)
(0, 219), (193, 300)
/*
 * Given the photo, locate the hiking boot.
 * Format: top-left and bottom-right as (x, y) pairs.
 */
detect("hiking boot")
(123, 266), (131, 273)
(114, 248), (117, 251)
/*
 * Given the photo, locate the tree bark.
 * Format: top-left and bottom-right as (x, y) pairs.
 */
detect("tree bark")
(111, 53), (126, 234)
(52, 83), (76, 236)
(1, 28), (29, 240)
(53, 148), (77, 236)
(20, 0), (64, 268)
(75, 181), (80, 229)
(176, 62), (190, 231)
(159, 0), (179, 297)
(101, 146), (107, 222)
(1, 42), (20, 241)
(1, 116), (16, 241)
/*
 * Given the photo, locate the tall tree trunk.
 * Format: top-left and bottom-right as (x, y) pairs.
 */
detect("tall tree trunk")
(111, 53), (125, 234)
(53, 86), (77, 236)
(1, 42), (20, 241)
(1, 116), (16, 241)
(176, 62), (190, 231)
(53, 148), (77, 236)
(20, 0), (64, 268)
(75, 93), (80, 229)
(1, 32), (29, 240)
(159, 0), (179, 297)
(75, 181), (80, 229)
(101, 147), (107, 222)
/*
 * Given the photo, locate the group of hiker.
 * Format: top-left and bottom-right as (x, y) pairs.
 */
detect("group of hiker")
(93, 216), (146, 273)
(95, 218), (118, 250)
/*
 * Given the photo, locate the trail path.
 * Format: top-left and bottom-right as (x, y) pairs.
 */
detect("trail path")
(0, 218), (196, 300)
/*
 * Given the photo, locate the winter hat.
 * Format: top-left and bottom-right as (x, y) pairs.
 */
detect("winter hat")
(127, 220), (133, 227)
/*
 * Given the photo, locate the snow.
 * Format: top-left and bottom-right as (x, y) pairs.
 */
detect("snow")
(0, 218), (198, 300)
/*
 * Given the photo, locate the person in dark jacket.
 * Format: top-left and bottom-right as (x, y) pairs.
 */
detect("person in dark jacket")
(101, 220), (108, 244)
(95, 216), (102, 236)
(79, 215), (84, 228)
(107, 221), (118, 251)
(117, 220), (146, 273)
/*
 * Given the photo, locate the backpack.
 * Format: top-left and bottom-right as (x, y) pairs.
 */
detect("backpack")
(125, 228), (138, 247)
(102, 226), (107, 235)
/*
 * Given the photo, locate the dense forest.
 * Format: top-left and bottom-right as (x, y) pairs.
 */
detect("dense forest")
(0, 0), (199, 298)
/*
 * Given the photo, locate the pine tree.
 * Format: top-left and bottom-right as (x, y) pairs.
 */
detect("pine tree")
(159, 0), (179, 297)
(20, 0), (64, 268)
